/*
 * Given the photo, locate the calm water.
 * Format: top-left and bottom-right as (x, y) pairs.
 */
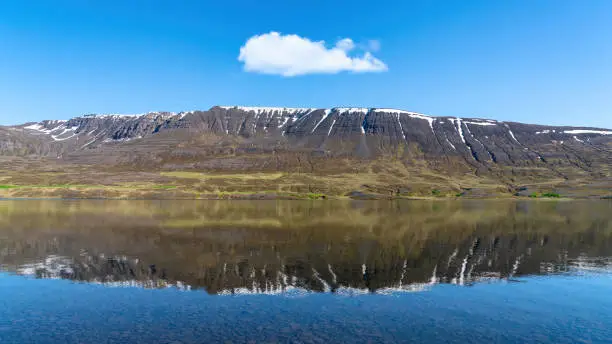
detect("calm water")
(0, 200), (611, 343)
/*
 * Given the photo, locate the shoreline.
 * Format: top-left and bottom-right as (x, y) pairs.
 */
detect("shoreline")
(0, 193), (605, 201)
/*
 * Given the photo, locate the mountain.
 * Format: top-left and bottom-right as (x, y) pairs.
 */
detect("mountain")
(1, 106), (611, 198)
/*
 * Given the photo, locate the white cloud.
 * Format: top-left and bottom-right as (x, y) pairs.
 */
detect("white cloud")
(335, 38), (355, 51)
(238, 32), (388, 77)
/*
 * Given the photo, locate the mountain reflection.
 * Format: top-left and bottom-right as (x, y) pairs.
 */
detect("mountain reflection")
(0, 200), (611, 294)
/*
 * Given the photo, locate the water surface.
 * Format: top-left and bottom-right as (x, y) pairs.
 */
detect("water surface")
(1, 200), (611, 343)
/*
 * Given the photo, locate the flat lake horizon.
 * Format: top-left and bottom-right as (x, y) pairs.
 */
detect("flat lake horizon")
(1, 199), (611, 343)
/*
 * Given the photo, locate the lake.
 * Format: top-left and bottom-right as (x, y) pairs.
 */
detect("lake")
(0, 200), (611, 343)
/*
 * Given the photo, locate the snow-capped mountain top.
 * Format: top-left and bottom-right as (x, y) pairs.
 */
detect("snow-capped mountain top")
(2, 105), (610, 168)
(218, 106), (315, 114)
(80, 111), (182, 119)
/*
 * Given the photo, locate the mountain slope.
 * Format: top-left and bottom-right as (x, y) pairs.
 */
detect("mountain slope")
(1, 106), (611, 198)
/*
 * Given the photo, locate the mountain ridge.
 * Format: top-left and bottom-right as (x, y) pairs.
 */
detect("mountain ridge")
(14, 105), (612, 130)
(5, 105), (610, 165)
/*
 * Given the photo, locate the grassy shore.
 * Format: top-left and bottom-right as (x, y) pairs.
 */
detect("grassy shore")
(0, 157), (609, 200)
(0, 183), (595, 200)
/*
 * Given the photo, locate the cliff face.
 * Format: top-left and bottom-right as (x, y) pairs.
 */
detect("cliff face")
(191, 107), (612, 167)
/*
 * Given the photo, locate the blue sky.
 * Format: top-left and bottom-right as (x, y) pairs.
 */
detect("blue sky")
(1, 0), (611, 128)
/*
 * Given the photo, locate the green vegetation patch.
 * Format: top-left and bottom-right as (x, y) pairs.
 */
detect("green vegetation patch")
(152, 185), (177, 189)
(527, 192), (561, 199)
(161, 171), (284, 180)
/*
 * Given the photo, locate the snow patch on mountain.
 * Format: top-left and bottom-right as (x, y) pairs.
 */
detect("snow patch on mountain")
(564, 129), (612, 135)
(464, 121), (496, 126)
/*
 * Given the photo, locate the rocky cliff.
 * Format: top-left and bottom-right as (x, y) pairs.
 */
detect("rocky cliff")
(7, 106), (611, 162)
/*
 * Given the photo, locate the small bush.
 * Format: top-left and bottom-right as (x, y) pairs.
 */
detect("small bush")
(541, 192), (560, 198)
(528, 192), (538, 198)
(306, 193), (326, 200)
(431, 189), (441, 196)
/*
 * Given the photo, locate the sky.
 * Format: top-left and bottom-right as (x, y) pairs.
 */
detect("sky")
(0, 0), (611, 128)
